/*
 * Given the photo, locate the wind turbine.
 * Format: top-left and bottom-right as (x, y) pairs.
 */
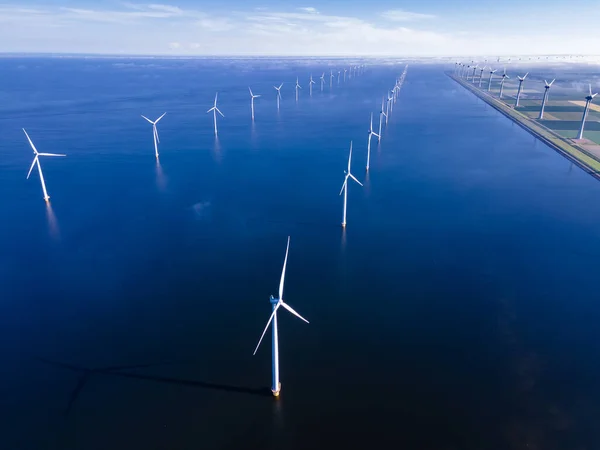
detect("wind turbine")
(330, 70), (334, 89)
(538, 78), (555, 120)
(249, 87), (260, 121)
(488, 68), (497, 92)
(141, 112), (166, 158)
(388, 91), (394, 115)
(274, 83), (283, 110)
(295, 77), (302, 102)
(206, 92), (224, 136)
(343, 68), (347, 82)
(366, 112), (379, 171)
(320, 72), (325, 92)
(478, 66), (486, 87)
(23, 128), (65, 202)
(337, 70), (341, 85)
(577, 84), (598, 139)
(499, 69), (509, 99)
(340, 141), (363, 228)
(253, 236), (309, 397)
(471, 65), (479, 83)
(309, 74), (316, 97)
(514, 72), (529, 107)
(465, 65), (471, 80)
(379, 96), (387, 131)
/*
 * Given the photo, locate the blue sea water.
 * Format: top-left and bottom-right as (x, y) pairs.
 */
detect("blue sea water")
(1, 57), (600, 449)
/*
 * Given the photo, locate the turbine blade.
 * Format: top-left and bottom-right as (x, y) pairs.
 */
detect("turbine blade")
(253, 304), (280, 355)
(22, 129), (39, 154)
(207, 107), (215, 113)
(216, 108), (225, 117)
(589, 84), (593, 96)
(339, 176), (348, 196)
(549, 79), (555, 86)
(141, 115), (154, 124)
(155, 112), (166, 123)
(37, 153), (66, 157)
(27, 156), (38, 179)
(279, 236), (290, 301)
(349, 173), (363, 186)
(281, 301), (309, 324)
(154, 125), (160, 144)
(249, 87), (253, 96)
(214, 92), (218, 106)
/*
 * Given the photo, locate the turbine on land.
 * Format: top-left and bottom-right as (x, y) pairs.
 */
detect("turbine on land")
(295, 77), (302, 102)
(309, 74), (316, 97)
(538, 79), (555, 120)
(253, 236), (309, 397)
(274, 83), (283, 110)
(514, 72), (529, 107)
(499, 69), (509, 99)
(340, 141), (363, 228)
(206, 93), (224, 136)
(366, 112), (380, 171)
(249, 87), (260, 121)
(488, 68), (497, 92)
(23, 128), (65, 202)
(577, 84), (598, 139)
(141, 112), (166, 158)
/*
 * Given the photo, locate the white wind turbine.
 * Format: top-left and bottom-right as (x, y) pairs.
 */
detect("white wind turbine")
(295, 77), (302, 102)
(206, 92), (224, 136)
(274, 83), (283, 110)
(538, 78), (555, 119)
(141, 112), (167, 158)
(23, 128), (65, 202)
(577, 84), (598, 139)
(343, 68), (347, 82)
(309, 74), (316, 97)
(514, 72), (529, 107)
(379, 97), (387, 133)
(320, 72), (325, 92)
(499, 69), (509, 99)
(340, 141), (363, 228)
(337, 70), (341, 85)
(366, 112), (380, 171)
(471, 64), (479, 83)
(330, 70), (334, 89)
(487, 68), (497, 92)
(253, 236), (309, 397)
(478, 66), (486, 87)
(249, 87), (260, 121)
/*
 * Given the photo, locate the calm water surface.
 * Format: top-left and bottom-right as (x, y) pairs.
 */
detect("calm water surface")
(1, 58), (600, 449)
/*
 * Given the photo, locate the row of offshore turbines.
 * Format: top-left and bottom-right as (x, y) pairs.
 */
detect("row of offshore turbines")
(454, 62), (598, 140)
(22, 62), (409, 398)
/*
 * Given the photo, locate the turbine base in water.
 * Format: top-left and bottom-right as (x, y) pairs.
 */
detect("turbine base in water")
(272, 382), (281, 397)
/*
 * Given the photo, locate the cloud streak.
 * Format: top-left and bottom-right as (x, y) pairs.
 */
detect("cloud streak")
(382, 9), (436, 21)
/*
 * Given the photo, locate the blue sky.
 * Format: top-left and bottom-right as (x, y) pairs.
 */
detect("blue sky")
(1, 0), (598, 55)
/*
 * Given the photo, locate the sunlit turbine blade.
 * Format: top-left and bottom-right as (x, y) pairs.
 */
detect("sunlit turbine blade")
(155, 112), (167, 123)
(37, 153), (66, 157)
(141, 115), (154, 124)
(349, 173), (363, 186)
(279, 236), (290, 300)
(216, 108), (225, 117)
(253, 303), (280, 355)
(589, 84), (593, 96)
(280, 301), (309, 324)
(154, 125), (160, 144)
(27, 156), (38, 179)
(549, 79), (555, 86)
(214, 92), (218, 106)
(249, 87), (253, 96)
(339, 175), (348, 196)
(22, 128), (39, 154)
(207, 107), (215, 113)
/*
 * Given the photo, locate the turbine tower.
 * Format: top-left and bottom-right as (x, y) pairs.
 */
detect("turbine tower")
(295, 77), (301, 102)
(274, 83), (283, 110)
(249, 87), (260, 121)
(499, 69), (509, 99)
(22, 129), (66, 202)
(330, 70), (334, 89)
(320, 73), (325, 92)
(488, 68), (497, 92)
(141, 112), (166, 158)
(514, 72), (529, 107)
(206, 93), (224, 136)
(471, 64), (479, 83)
(379, 97), (387, 132)
(577, 84), (598, 139)
(366, 112), (380, 171)
(340, 141), (363, 227)
(538, 79), (555, 120)
(478, 66), (486, 87)
(253, 237), (309, 397)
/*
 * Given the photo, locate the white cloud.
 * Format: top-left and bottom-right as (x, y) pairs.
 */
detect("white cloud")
(298, 7), (318, 14)
(382, 9), (436, 21)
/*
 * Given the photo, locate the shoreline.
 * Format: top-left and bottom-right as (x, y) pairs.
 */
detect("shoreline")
(447, 73), (600, 181)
